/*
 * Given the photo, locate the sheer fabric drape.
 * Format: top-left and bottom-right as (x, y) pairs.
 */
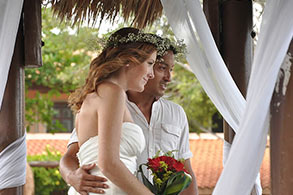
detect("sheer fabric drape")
(161, 0), (293, 194)
(161, 0), (245, 132)
(0, 133), (27, 190)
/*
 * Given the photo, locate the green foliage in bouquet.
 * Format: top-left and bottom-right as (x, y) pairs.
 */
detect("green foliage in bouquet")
(138, 151), (192, 195)
(27, 145), (69, 195)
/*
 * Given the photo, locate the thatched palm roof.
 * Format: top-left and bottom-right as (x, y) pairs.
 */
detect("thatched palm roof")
(49, 0), (163, 29)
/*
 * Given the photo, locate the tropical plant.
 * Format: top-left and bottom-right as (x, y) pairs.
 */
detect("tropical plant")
(27, 146), (69, 195)
(25, 7), (101, 132)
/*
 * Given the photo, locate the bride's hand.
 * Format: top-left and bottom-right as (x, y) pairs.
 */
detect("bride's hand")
(69, 163), (109, 194)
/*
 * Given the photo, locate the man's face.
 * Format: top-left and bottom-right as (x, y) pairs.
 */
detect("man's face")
(143, 50), (175, 97)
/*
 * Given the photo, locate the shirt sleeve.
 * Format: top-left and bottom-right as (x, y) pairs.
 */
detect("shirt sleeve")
(178, 106), (193, 160)
(67, 128), (78, 147)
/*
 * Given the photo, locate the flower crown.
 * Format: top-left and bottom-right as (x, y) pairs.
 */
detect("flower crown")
(158, 37), (186, 57)
(103, 31), (186, 57)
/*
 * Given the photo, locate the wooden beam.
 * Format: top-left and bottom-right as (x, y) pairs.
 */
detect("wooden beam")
(203, 0), (252, 141)
(221, 0), (252, 143)
(0, 0), (41, 193)
(29, 161), (59, 168)
(23, 0), (42, 68)
(270, 41), (293, 195)
(0, 16), (25, 195)
(203, 0), (220, 48)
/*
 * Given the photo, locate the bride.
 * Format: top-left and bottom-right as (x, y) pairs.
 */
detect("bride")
(67, 27), (164, 194)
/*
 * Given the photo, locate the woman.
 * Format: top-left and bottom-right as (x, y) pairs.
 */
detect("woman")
(67, 27), (164, 194)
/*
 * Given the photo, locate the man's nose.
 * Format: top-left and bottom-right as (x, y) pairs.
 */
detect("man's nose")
(164, 71), (171, 82)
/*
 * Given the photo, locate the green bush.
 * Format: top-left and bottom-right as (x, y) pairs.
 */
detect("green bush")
(27, 145), (69, 195)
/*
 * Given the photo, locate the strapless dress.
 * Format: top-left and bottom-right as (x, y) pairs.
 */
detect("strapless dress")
(68, 122), (145, 195)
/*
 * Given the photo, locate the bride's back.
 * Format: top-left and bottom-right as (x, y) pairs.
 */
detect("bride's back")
(76, 82), (126, 147)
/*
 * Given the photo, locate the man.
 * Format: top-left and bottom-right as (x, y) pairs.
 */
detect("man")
(60, 48), (198, 195)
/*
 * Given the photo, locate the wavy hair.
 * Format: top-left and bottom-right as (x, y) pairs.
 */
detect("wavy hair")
(68, 28), (157, 113)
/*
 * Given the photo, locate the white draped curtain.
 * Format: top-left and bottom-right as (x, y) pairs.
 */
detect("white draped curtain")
(161, 0), (293, 194)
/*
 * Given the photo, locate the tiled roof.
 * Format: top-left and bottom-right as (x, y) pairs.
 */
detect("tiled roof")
(27, 133), (70, 155)
(189, 139), (270, 191)
(26, 133), (270, 191)
(27, 139), (68, 155)
(190, 139), (223, 189)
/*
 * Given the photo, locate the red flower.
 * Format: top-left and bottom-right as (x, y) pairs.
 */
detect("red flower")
(173, 160), (188, 173)
(159, 156), (176, 169)
(148, 157), (161, 171)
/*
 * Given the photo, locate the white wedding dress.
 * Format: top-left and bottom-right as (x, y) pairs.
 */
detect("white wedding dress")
(68, 122), (146, 195)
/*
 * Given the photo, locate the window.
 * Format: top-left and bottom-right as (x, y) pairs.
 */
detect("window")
(53, 102), (74, 132)
(212, 112), (223, 133)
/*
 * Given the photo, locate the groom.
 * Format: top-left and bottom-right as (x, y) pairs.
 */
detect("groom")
(59, 48), (198, 195)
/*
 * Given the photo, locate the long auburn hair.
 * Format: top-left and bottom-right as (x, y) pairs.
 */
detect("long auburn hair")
(68, 28), (157, 113)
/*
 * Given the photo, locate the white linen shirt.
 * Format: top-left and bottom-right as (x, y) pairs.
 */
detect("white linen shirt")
(68, 98), (193, 180)
(127, 98), (193, 181)
(127, 98), (192, 162)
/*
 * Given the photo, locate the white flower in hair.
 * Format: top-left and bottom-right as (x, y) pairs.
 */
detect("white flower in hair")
(104, 30), (186, 57)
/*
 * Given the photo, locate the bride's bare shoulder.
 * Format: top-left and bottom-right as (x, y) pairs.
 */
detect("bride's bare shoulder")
(81, 82), (125, 109)
(97, 81), (126, 99)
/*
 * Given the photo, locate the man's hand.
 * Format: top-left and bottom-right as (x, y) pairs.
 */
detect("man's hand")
(59, 142), (109, 195)
(67, 163), (109, 195)
(181, 159), (198, 195)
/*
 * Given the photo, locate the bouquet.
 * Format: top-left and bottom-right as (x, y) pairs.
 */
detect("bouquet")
(138, 150), (192, 195)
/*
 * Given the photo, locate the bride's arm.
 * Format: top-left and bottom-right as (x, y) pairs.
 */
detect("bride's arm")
(97, 84), (152, 195)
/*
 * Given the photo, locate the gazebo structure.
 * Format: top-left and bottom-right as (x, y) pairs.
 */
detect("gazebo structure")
(0, 0), (292, 194)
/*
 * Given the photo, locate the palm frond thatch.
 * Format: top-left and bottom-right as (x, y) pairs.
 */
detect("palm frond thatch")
(49, 0), (163, 29)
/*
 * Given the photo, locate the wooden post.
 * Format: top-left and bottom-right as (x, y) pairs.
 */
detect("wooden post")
(203, 0), (252, 141)
(0, 0), (41, 193)
(23, 0), (42, 68)
(270, 41), (293, 195)
(204, 1), (256, 194)
(221, 0), (253, 143)
(203, 0), (220, 48)
(0, 17), (25, 195)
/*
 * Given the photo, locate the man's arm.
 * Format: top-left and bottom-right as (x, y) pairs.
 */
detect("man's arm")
(181, 159), (198, 195)
(59, 142), (109, 194)
(176, 105), (198, 194)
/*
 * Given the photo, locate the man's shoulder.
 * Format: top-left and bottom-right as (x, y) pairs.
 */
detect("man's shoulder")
(159, 98), (185, 115)
(158, 98), (188, 131)
(159, 98), (184, 110)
